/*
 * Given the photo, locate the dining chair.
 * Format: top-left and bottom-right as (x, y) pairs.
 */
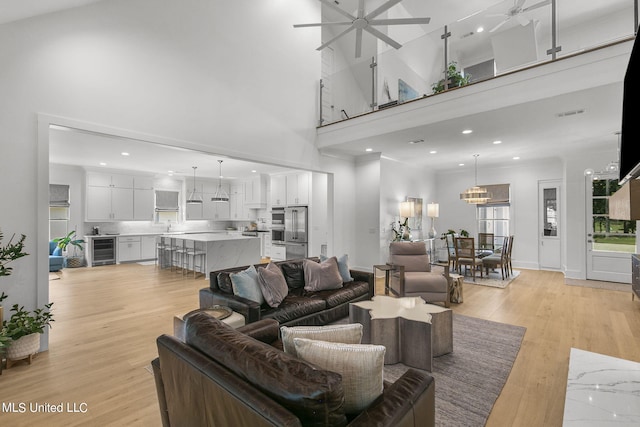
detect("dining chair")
(478, 233), (494, 251)
(454, 237), (484, 281)
(481, 236), (509, 279)
(445, 233), (458, 272)
(506, 235), (514, 276)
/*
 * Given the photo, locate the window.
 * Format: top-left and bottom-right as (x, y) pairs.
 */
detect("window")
(591, 177), (636, 252)
(477, 205), (510, 248)
(155, 190), (179, 223)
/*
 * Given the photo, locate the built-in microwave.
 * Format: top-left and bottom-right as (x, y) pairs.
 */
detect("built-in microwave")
(271, 227), (285, 243)
(271, 208), (285, 227)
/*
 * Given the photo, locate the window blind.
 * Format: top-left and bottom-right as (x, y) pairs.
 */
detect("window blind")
(479, 184), (510, 205)
(155, 190), (179, 211)
(49, 184), (70, 207)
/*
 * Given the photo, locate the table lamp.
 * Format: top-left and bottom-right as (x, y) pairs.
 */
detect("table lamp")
(427, 202), (439, 238)
(399, 201), (415, 240)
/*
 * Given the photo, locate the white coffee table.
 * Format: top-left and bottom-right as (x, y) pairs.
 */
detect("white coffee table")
(349, 296), (452, 371)
(173, 308), (245, 341)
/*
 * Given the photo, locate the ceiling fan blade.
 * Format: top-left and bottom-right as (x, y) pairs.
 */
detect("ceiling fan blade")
(365, 0), (402, 20)
(318, 0), (356, 21)
(489, 18), (510, 33)
(363, 26), (402, 49)
(522, 0), (551, 12)
(316, 25), (356, 51)
(369, 17), (431, 26)
(355, 28), (363, 58)
(294, 21), (353, 28)
(357, 0), (365, 19)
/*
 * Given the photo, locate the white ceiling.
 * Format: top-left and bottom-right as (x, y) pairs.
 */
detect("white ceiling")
(0, 0), (104, 24)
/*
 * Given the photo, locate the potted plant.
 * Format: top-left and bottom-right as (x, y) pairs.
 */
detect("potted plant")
(432, 62), (471, 94)
(53, 230), (85, 268)
(2, 302), (54, 364)
(0, 229), (28, 325)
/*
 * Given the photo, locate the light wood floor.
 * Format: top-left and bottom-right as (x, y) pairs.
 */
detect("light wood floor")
(1, 264), (639, 426)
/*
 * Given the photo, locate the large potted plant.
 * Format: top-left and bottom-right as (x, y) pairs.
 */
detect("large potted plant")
(0, 229), (28, 326)
(53, 230), (85, 268)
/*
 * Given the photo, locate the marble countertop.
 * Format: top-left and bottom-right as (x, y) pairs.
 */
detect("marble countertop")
(563, 347), (640, 426)
(160, 233), (256, 242)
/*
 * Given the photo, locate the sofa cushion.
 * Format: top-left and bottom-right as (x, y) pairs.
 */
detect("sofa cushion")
(261, 295), (326, 324)
(231, 265), (264, 305)
(403, 272), (447, 293)
(257, 262), (289, 308)
(303, 257), (343, 292)
(321, 253), (354, 282)
(294, 338), (386, 415)
(308, 281), (370, 308)
(280, 323), (363, 358)
(280, 260), (306, 289)
(185, 313), (346, 426)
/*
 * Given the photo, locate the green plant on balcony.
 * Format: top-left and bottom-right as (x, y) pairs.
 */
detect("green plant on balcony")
(432, 62), (471, 94)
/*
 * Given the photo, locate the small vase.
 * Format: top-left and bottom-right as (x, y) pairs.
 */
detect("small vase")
(6, 333), (41, 361)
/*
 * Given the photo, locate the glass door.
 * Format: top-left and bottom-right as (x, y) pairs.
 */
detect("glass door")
(586, 173), (633, 282)
(539, 180), (561, 269)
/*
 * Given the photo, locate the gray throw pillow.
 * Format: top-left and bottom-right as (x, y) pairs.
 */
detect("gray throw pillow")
(303, 257), (343, 292)
(257, 262), (289, 308)
(320, 253), (354, 282)
(230, 265), (264, 305)
(280, 323), (363, 358)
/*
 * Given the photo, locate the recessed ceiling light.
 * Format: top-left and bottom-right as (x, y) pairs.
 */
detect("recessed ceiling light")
(477, 26), (484, 33)
(429, 150), (437, 154)
(493, 140), (502, 145)
(365, 148), (373, 152)
(462, 129), (473, 134)
(513, 156), (520, 160)
(121, 152), (130, 156)
(408, 139), (424, 144)
(458, 163), (465, 166)
(251, 170), (257, 173)
(99, 162), (107, 166)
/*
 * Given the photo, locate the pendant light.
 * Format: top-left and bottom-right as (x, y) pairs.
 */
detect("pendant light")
(460, 154), (492, 204)
(186, 166), (203, 204)
(211, 160), (230, 203)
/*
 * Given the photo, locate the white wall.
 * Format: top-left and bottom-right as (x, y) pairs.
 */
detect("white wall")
(0, 0), (322, 345)
(352, 154), (381, 269)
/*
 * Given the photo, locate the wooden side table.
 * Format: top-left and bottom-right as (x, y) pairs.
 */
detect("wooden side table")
(449, 273), (463, 303)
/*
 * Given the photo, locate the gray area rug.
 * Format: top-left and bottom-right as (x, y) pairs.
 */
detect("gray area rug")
(463, 269), (520, 289)
(382, 314), (526, 427)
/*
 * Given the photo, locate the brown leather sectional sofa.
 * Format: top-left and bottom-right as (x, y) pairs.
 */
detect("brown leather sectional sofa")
(153, 312), (436, 426)
(199, 257), (374, 326)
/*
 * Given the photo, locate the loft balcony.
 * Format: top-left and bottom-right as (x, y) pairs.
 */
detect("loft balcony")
(314, 0), (637, 168)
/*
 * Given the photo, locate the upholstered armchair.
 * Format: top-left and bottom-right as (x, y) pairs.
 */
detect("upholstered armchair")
(388, 241), (450, 308)
(49, 240), (64, 272)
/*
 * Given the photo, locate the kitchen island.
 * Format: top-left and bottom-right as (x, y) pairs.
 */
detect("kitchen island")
(160, 233), (261, 278)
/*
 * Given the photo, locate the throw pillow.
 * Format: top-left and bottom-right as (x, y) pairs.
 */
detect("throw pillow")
(320, 254), (354, 282)
(294, 338), (385, 414)
(280, 323), (363, 358)
(230, 265), (264, 305)
(257, 262), (289, 308)
(303, 257), (343, 292)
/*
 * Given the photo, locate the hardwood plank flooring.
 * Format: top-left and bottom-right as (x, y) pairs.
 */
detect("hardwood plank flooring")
(0, 265), (638, 426)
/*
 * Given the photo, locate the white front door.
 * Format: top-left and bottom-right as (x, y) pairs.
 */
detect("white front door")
(585, 173), (633, 283)
(539, 180), (561, 269)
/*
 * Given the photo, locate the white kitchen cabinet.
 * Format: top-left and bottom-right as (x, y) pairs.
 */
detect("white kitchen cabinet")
(87, 172), (134, 188)
(117, 236), (141, 263)
(271, 244), (286, 261)
(86, 186), (134, 221)
(270, 174), (287, 207)
(286, 172), (310, 206)
(263, 233), (272, 258)
(244, 175), (267, 208)
(203, 194), (230, 220)
(133, 176), (154, 190)
(134, 188), (155, 220)
(185, 202), (204, 220)
(141, 235), (158, 260)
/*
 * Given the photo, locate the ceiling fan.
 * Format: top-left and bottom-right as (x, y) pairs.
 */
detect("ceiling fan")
(487, 0), (551, 33)
(294, 0), (430, 58)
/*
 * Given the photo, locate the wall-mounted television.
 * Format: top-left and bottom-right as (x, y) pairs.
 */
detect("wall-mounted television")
(619, 31), (640, 185)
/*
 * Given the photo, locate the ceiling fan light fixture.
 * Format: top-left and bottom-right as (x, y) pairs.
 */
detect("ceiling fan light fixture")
(186, 166), (203, 204)
(211, 160), (229, 203)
